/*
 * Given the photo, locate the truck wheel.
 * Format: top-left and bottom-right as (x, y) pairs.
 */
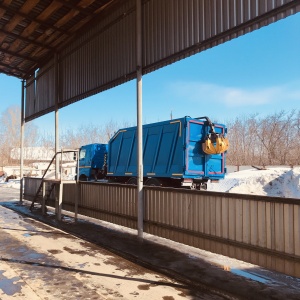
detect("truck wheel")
(79, 175), (88, 181)
(127, 177), (137, 185)
(201, 182), (208, 190)
(145, 178), (161, 186)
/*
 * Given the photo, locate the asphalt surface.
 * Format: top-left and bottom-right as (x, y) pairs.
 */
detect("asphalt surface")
(0, 186), (300, 299)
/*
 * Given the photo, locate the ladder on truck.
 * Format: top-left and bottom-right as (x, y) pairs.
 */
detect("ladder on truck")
(29, 149), (79, 211)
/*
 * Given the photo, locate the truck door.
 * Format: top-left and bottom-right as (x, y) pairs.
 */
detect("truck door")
(78, 145), (93, 180)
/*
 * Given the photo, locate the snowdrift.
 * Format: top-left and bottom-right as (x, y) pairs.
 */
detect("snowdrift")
(208, 167), (300, 198)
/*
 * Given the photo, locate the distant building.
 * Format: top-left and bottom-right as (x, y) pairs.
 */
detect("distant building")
(10, 147), (74, 161)
(10, 147), (55, 161)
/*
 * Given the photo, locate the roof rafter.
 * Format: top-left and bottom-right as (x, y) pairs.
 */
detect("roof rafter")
(0, 61), (26, 76)
(0, 68), (23, 79)
(0, 28), (53, 50)
(0, 47), (38, 63)
(0, 3), (70, 36)
(55, 0), (93, 17)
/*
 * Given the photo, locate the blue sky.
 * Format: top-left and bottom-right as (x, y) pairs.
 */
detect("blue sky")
(0, 12), (299, 133)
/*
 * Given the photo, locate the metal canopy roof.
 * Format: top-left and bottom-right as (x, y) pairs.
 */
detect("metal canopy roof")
(2, 1), (300, 82)
(1, 0), (300, 122)
(0, 0), (121, 79)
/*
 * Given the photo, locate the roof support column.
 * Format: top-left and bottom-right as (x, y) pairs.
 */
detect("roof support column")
(19, 79), (25, 203)
(55, 53), (60, 179)
(136, 0), (143, 239)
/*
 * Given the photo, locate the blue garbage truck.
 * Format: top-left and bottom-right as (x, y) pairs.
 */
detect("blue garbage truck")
(78, 116), (229, 189)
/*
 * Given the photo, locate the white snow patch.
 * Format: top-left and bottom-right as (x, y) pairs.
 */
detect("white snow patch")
(0, 179), (21, 189)
(208, 167), (300, 198)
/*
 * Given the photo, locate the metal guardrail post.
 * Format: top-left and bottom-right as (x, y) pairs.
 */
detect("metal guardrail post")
(41, 181), (46, 215)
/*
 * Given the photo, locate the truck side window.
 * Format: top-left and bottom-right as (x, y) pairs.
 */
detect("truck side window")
(79, 149), (86, 160)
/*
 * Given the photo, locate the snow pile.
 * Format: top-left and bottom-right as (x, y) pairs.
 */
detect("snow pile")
(0, 179), (21, 189)
(208, 167), (300, 198)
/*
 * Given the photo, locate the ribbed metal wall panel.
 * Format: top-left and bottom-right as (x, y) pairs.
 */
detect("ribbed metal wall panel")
(143, 188), (300, 259)
(67, 182), (137, 229)
(25, 60), (55, 120)
(24, 177), (300, 277)
(23, 177), (41, 201)
(142, 0), (299, 72)
(25, 76), (35, 120)
(35, 60), (55, 115)
(58, 0), (136, 107)
(24, 0), (300, 121)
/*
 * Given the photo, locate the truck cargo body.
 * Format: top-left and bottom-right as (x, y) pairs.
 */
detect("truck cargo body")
(107, 116), (227, 188)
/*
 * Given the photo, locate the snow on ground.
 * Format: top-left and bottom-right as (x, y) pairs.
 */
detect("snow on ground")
(208, 167), (300, 198)
(0, 179), (21, 189)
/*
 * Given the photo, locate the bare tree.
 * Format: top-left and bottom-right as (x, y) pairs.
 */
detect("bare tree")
(60, 120), (122, 149)
(226, 110), (300, 166)
(0, 105), (38, 165)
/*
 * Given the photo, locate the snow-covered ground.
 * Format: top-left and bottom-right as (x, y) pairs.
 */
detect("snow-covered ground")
(208, 167), (300, 198)
(0, 178), (21, 189)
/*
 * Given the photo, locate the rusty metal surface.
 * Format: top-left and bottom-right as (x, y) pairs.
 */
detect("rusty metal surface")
(24, 177), (300, 277)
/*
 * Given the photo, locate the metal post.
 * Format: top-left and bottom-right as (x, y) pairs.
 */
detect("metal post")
(75, 150), (79, 222)
(75, 184), (79, 222)
(55, 53), (60, 179)
(42, 181), (46, 215)
(19, 79), (25, 203)
(136, 0), (143, 239)
(60, 148), (63, 181)
(55, 182), (63, 221)
(58, 183), (63, 221)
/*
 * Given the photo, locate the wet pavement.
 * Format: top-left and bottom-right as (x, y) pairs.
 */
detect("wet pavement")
(0, 186), (300, 299)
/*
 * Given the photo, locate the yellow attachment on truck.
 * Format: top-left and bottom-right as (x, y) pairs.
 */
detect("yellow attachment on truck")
(202, 134), (229, 155)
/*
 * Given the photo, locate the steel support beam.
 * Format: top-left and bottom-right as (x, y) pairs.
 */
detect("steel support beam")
(55, 54), (60, 179)
(19, 79), (25, 203)
(136, 0), (143, 239)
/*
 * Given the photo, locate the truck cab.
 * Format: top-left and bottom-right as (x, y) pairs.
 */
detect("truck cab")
(78, 143), (108, 181)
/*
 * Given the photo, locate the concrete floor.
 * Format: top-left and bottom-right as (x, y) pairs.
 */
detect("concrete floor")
(0, 186), (300, 299)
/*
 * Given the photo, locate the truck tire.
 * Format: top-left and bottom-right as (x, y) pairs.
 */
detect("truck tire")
(145, 178), (161, 186)
(127, 177), (137, 185)
(79, 175), (88, 181)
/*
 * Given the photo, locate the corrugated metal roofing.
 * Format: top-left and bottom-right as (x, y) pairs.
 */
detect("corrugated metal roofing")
(0, 0), (121, 78)
(0, 1), (299, 121)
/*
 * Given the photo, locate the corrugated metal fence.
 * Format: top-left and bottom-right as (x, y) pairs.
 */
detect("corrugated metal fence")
(24, 177), (300, 277)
